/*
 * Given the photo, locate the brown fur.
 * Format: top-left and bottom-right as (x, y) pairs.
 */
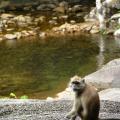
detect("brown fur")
(66, 76), (100, 120)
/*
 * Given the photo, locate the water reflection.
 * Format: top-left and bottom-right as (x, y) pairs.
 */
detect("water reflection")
(97, 35), (105, 69)
(0, 35), (119, 99)
(5, 39), (17, 48)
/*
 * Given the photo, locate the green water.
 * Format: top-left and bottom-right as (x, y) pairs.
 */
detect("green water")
(0, 34), (120, 99)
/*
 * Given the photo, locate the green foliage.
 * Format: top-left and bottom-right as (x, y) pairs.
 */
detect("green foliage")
(20, 95), (28, 99)
(9, 93), (28, 99)
(10, 93), (17, 98)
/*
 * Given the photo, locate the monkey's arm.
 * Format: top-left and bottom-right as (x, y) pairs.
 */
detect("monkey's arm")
(66, 100), (81, 119)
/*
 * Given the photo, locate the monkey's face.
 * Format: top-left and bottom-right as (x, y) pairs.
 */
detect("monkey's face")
(69, 76), (86, 92)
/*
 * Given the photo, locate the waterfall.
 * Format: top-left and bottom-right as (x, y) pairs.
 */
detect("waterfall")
(96, 0), (106, 30)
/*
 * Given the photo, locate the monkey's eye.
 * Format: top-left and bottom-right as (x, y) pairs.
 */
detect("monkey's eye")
(72, 81), (80, 85)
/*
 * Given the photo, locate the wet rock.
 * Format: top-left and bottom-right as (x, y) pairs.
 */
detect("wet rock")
(23, 6), (31, 11)
(37, 4), (46, 11)
(13, 15), (32, 24)
(76, 13), (84, 17)
(0, 13), (14, 20)
(47, 4), (56, 9)
(53, 1), (68, 14)
(6, 28), (14, 32)
(13, 15), (32, 27)
(52, 17), (58, 20)
(14, 32), (22, 39)
(90, 25), (99, 34)
(24, 16), (32, 24)
(13, 15), (26, 23)
(104, 58), (120, 67)
(7, 20), (16, 28)
(36, 4), (56, 11)
(4, 34), (17, 40)
(38, 0), (58, 4)
(71, 5), (82, 13)
(49, 20), (57, 25)
(106, 29), (114, 35)
(114, 29), (120, 37)
(34, 16), (46, 23)
(84, 8), (97, 22)
(59, 15), (68, 20)
(118, 18), (120, 24)
(53, 6), (66, 14)
(79, 22), (95, 32)
(111, 13), (120, 20)
(28, 30), (36, 36)
(70, 20), (76, 24)
(21, 30), (30, 37)
(59, 1), (68, 8)
(39, 32), (47, 38)
(51, 22), (99, 35)
(85, 58), (120, 90)
(52, 23), (80, 34)
(0, 20), (4, 30)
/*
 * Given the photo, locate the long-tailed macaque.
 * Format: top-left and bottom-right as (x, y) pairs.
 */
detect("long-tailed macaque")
(66, 75), (100, 120)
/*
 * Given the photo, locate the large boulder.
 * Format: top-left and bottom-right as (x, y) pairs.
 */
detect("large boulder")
(111, 13), (120, 20)
(84, 58), (120, 89)
(99, 88), (120, 101)
(99, 88), (120, 119)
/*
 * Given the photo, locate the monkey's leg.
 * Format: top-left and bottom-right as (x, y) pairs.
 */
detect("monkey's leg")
(81, 105), (88, 120)
(66, 110), (77, 119)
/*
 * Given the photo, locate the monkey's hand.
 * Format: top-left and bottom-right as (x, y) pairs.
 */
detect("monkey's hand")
(65, 113), (71, 119)
(65, 114), (77, 120)
(65, 111), (77, 119)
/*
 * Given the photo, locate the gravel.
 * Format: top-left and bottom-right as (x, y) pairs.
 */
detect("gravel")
(0, 99), (119, 120)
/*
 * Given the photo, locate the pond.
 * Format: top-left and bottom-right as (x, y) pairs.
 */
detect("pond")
(0, 34), (120, 99)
